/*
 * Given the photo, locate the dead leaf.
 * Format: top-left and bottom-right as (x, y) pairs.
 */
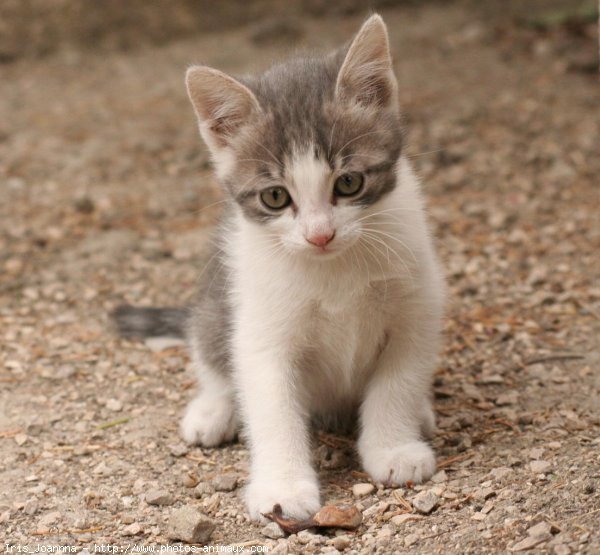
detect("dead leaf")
(262, 503), (362, 535)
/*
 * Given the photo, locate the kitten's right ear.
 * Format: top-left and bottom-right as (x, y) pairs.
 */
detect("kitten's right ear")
(186, 66), (261, 151)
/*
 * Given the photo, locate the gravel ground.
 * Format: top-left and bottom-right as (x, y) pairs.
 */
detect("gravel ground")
(1, 2), (599, 553)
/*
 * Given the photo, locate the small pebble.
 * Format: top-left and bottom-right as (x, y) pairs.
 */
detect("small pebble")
(182, 474), (199, 488)
(490, 467), (512, 480)
(145, 489), (174, 506)
(106, 398), (122, 411)
(495, 391), (519, 406)
(411, 490), (439, 514)
(474, 487), (496, 501)
(431, 470), (448, 483)
(510, 535), (547, 552)
(213, 474), (238, 492)
(363, 501), (389, 520)
(123, 523), (142, 536)
(529, 460), (551, 474)
(73, 517), (88, 529)
(352, 483), (375, 497)
(14, 434), (28, 446)
(377, 525), (395, 538)
(481, 500), (495, 514)
(332, 536), (350, 550)
(169, 444), (189, 457)
(529, 447), (545, 460)
(527, 521), (554, 538)
(261, 522), (285, 539)
(23, 500), (38, 516)
(193, 482), (215, 498)
(167, 506), (215, 544)
(297, 530), (317, 545)
(38, 511), (61, 527)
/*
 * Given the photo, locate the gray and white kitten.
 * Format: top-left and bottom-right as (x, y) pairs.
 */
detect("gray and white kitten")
(115, 15), (445, 521)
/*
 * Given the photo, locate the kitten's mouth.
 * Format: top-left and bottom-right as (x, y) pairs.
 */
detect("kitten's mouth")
(305, 243), (343, 259)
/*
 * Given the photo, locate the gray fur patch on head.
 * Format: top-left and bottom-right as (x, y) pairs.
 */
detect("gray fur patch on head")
(187, 15), (403, 223)
(223, 51), (402, 221)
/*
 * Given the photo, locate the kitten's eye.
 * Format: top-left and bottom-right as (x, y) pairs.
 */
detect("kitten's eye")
(334, 172), (364, 197)
(259, 186), (292, 210)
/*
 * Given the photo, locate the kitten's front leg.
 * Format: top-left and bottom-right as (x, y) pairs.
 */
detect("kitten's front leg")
(358, 337), (438, 485)
(234, 335), (320, 521)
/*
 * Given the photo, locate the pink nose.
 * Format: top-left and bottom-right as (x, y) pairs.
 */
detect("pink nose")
(306, 231), (335, 248)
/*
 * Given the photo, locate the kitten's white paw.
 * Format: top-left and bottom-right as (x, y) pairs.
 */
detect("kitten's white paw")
(362, 441), (436, 485)
(180, 394), (238, 447)
(245, 478), (321, 522)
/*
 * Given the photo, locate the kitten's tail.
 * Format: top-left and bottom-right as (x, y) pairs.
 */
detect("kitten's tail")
(112, 305), (187, 339)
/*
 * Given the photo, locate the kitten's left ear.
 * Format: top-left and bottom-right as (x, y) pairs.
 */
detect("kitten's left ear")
(186, 65), (262, 151)
(335, 14), (398, 111)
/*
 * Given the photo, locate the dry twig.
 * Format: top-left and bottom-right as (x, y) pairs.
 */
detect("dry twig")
(437, 452), (474, 469)
(96, 417), (130, 430)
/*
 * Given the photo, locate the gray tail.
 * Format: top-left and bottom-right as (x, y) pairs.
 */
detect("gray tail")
(112, 305), (187, 339)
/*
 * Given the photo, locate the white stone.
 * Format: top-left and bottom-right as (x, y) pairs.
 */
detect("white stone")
(261, 522), (284, 539)
(431, 470), (448, 483)
(411, 490), (439, 514)
(352, 483), (375, 497)
(529, 460), (551, 474)
(167, 506), (215, 544)
(145, 489), (174, 506)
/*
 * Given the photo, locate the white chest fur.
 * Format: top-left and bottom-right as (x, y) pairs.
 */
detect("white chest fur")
(229, 229), (403, 412)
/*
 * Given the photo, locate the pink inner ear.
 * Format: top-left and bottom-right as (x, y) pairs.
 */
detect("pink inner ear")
(208, 114), (245, 142)
(335, 17), (396, 109)
(187, 66), (261, 148)
(353, 73), (393, 108)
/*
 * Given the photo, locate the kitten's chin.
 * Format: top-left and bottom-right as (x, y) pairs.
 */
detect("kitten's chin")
(296, 244), (349, 261)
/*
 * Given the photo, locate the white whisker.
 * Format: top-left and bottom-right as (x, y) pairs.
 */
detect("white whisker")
(360, 235), (389, 298)
(334, 130), (385, 159)
(248, 139), (284, 171)
(362, 231), (416, 290)
(362, 227), (420, 269)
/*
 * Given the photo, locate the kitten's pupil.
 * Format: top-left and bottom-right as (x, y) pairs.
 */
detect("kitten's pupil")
(260, 186), (291, 210)
(334, 172), (364, 197)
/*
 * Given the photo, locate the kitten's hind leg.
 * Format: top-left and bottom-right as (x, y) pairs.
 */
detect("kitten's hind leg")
(181, 362), (238, 447)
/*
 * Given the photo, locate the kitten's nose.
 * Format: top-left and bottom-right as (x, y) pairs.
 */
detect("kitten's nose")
(306, 231), (335, 248)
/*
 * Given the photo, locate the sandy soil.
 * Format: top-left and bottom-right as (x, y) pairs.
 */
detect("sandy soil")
(1, 2), (599, 553)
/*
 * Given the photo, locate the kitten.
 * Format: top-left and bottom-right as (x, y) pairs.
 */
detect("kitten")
(114, 14), (445, 521)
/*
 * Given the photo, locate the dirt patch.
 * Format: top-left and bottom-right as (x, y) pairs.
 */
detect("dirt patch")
(0, 0), (422, 62)
(1, 1), (598, 553)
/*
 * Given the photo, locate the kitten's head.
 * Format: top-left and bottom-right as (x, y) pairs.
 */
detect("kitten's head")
(187, 15), (402, 259)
